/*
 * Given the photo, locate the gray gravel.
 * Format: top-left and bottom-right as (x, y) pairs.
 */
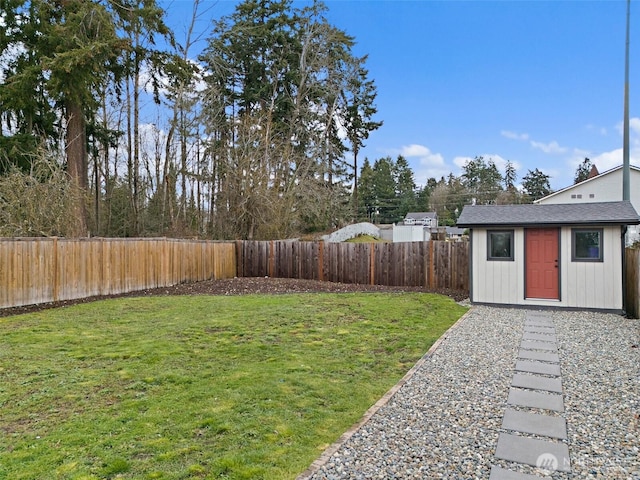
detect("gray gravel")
(302, 306), (640, 480)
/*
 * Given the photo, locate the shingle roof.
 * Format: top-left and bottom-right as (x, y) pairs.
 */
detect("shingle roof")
(456, 201), (640, 227)
(405, 212), (436, 219)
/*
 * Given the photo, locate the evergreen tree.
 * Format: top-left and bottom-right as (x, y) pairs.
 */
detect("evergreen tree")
(574, 157), (593, 184)
(504, 160), (517, 191)
(461, 156), (503, 205)
(522, 168), (551, 201)
(342, 56), (382, 219)
(394, 155), (417, 218)
(357, 158), (376, 220)
(0, 0), (127, 235)
(199, 0), (377, 237)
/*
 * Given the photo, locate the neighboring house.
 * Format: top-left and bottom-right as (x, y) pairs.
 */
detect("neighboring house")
(535, 164), (640, 245)
(446, 226), (467, 241)
(404, 212), (437, 227)
(456, 201), (640, 312)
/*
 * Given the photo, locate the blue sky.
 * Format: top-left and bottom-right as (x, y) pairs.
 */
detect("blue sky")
(160, 0), (639, 191)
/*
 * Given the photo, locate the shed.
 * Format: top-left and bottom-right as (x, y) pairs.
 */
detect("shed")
(456, 201), (640, 312)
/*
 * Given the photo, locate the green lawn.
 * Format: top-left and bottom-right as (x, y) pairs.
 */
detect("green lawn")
(0, 293), (467, 480)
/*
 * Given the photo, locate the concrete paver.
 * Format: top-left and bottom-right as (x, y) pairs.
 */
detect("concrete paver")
(520, 340), (557, 351)
(518, 349), (560, 363)
(515, 360), (561, 376)
(522, 332), (558, 342)
(495, 433), (571, 472)
(512, 373), (563, 393)
(507, 388), (564, 412)
(502, 409), (567, 439)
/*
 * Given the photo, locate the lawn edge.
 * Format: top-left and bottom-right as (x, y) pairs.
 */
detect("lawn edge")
(295, 306), (474, 480)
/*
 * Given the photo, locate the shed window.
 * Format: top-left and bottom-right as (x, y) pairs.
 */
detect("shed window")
(572, 228), (603, 262)
(487, 230), (514, 261)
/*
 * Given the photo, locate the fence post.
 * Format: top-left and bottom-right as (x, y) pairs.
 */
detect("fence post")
(318, 242), (324, 281)
(52, 237), (59, 302)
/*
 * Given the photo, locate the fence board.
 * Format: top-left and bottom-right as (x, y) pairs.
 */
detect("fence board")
(626, 247), (640, 319)
(1, 238), (469, 310)
(0, 238), (237, 309)
(234, 240), (471, 291)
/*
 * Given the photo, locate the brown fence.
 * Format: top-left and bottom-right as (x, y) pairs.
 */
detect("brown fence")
(626, 247), (640, 319)
(237, 240), (469, 291)
(0, 238), (237, 308)
(0, 238), (469, 310)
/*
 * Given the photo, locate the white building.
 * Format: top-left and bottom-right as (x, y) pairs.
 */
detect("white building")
(535, 165), (640, 245)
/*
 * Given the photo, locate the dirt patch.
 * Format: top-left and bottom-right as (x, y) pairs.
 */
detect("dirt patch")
(0, 277), (469, 317)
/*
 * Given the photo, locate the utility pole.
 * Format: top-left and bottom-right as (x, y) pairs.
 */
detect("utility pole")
(623, 0), (631, 201)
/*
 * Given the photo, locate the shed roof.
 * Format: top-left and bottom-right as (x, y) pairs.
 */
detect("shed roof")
(456, 201), (640, 228)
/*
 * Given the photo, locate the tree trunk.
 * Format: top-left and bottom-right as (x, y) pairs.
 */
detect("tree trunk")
(65, 100), (88, 236)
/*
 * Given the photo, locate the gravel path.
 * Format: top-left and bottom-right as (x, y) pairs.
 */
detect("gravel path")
(301, 306), (640, 480)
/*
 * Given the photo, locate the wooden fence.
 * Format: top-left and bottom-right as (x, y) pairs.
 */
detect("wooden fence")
(626, 247), (640, 319)
(237, 240), (469, 291)
(0, 238), (237, 309)
(0, 238), (469, 310)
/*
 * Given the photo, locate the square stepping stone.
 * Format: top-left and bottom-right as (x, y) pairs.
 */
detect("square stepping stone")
(524, 314), (553, 322)
(516, 360), (561, 376)
(520, 340), (557, 352)
(518, 349), (560, 363)
(524, 315), (553, 322)
(495, 433), (571, 472)
(489, 466), (545, 480)
(524, 324), (555, 331)
(525, 311), (552, 320)
(512, 373), (563, 393)
(522, 332), (557, 342)
(502, 409), (567, 439)
(507, 388), (564, 412)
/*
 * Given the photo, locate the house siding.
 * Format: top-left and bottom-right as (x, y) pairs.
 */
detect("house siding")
(470, 226), (623, 310)
(536, 168), (640, 207)
(536, 167), (640, 245)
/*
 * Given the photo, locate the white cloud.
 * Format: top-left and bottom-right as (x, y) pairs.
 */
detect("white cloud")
(397, 144), (450, 186)
(589, 149), (623, 171)
(530, 140), (568, 154)
(586, 124), (608, 136)
(452, 154), (519, 174)
(566, 146), (640, 180)
(501, 130), (529, 141)
(631, 117), (640, 137)
(614, 117), (640, 137)
(453, 156), (473, 170)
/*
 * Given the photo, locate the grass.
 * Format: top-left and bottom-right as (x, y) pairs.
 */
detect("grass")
(345, 234), (387, 243)
(0, 293), (467, 480)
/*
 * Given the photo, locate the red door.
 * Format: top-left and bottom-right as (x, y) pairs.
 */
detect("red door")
(525, 228), (559, 299)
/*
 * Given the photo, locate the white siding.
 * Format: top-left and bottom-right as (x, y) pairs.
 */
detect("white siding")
(536, 168), (640, 246)
(558, 226), (623, 310)
(392, 225), (430, 242)
(471, 226), (624, 310)
(536, 168), (640, 210)
(472, 229), (523, 305)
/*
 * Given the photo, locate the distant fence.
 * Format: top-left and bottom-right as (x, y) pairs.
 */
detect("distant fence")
(0, 238), (469, 310)
(0, 238), (237, 309)
(626, 247), (640, 319)
(237, 240), (469, 291)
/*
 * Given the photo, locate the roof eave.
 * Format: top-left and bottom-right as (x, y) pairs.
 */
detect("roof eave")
(457, 220), (640, 228)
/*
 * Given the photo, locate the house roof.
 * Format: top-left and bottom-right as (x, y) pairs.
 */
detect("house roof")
(405, 212), (437, 219)
(456, 201), (640, 228)
(534, 164), (640, 204)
